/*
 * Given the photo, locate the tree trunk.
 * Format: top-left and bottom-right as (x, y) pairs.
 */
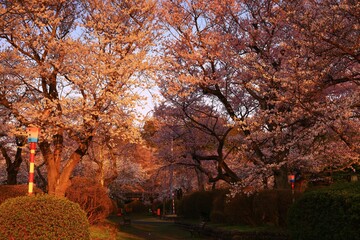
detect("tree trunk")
(273, 164), (290, 189)
(4, 136), (26, 185)
(6, 148), (22, 184)
(39, 131), (88, 197)
(52, 149), (84, 196)
(195, 168), (205, 191)
(47, 166), (59, 195)
(54, 179), (71, 197)
(35, 162), (47, 191)
(7, 171), (18, 185)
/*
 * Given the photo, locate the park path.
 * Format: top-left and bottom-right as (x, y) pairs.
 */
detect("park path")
(113, 215), (210, 240)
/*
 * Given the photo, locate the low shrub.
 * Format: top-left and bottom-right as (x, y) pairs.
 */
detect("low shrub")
(225, 189), (300, 226)
(65, 177), (113, 224)
(125, 199), (149, 213)
(253, 190), (279, 225)
(0, 184), (42, 205)
(178, 189), (228, 220)
(195, 191), (213, 220)
(178, 188), (297, 226)
(177, 192), (201, 219)
(224, 193), (256, 225)
(0, 194), (90, 240)
(277, 189), (299, 226)
(210, 189), (228, 223)
(212, 189), (228, 213)
(288, 182), (360, 240)
(210, 210), (227, 223)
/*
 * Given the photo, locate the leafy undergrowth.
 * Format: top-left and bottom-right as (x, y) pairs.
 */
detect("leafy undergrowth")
(89, 221), (117, 240)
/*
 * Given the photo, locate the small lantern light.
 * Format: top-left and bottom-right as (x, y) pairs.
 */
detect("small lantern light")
(288, 174), (295, 190)
(288, 174), (295, 183)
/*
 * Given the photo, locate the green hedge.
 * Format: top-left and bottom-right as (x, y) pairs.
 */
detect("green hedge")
(225, 189), (300, 226)
(177, 190), (227, 220)
(178, 189), (299, 227)
(225, 193), (256, 225)
(0, 194), (90, 240)
(288, 182), (360, 240)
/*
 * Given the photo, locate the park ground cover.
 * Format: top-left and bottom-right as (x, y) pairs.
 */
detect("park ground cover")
(90, 214), (286, 240)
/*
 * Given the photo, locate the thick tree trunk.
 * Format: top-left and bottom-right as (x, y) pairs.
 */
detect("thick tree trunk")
(39, 138), (84, 196)
(51, 149), (83, 197)
(39, 131), (88, 197)
(35, 162), (47, 191)
(54, 179), (71, 197)
(7, 147), (22, 185)
(47, 166), (59, 195)
(7, 171), (18, 185)
(4, 136), (26, 185)
(195, 168), (205, 191)
(273, 164), (290, 189)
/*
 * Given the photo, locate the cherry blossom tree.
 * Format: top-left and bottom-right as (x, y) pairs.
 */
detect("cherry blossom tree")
(144, 100), (241, 192)
(0, 0), (158, 196)
(78, 136), (159, 191)
(156, 0), (359, 190)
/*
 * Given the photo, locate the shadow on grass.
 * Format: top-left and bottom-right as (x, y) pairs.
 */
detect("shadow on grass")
(90, 214), (208, 240)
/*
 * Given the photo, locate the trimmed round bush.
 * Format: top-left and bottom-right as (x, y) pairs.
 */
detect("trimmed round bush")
(65, 177), (113, 224)
(0, 194), (90, 240)
(288, 182), (360, 240)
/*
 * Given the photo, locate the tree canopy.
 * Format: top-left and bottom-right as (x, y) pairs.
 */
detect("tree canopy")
(0, 0), (158, 195)
(153, 0), (359, 191)
(0, 0), (359, 195)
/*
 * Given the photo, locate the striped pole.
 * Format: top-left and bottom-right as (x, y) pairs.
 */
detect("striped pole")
(27, 127), (39, 195)
(288, 174), (295, 203)
(28, 142), (36, 195)
(172, 192), (175, 215)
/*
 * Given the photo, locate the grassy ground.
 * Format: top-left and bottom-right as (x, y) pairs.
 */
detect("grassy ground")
(208, 223), (286, 233)
(90, 214), (208, 240)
